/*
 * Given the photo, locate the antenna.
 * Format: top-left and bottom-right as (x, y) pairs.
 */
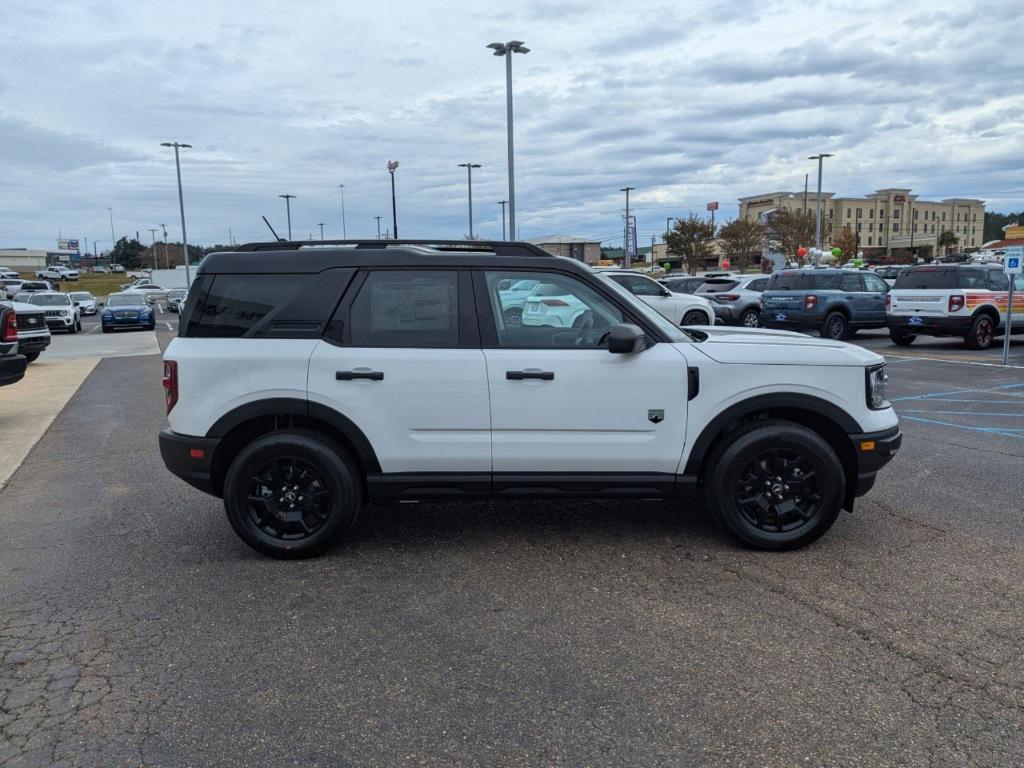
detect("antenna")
(261, 216), (283, 241)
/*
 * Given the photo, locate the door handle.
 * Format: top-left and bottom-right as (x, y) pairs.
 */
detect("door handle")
(336, 370), (384, 381)
(506, 370), (554, 381)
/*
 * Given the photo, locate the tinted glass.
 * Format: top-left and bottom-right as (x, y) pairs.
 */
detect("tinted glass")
(863, 274), (889, 292)
(29, 294), (70, 306)
(69, 292), (92, 301)
(698, 279), (739, 293)
(839, 274), (863, 292)
(767, 273), (840, 290)
(746, 279), (768, 292)
(349, 271), (459, 347)
(987, 271), (1010, 291)
(893, 268), (957, 290)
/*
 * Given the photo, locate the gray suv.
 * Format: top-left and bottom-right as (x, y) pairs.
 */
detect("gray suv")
(696, 274), (770, 327)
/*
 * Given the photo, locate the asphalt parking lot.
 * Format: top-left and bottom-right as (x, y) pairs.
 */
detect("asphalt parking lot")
(1, 323), (1023, 766)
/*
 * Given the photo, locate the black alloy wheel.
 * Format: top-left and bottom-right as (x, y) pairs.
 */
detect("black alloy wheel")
(682, 310), (708, 326)
(733, 449), (823, 534)
(965, 314), (995, 350)
(244, 457), (331, 541)
(821, 311), (848, 340)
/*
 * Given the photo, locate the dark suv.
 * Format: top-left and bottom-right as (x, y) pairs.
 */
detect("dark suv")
(760, 268), (890, 339)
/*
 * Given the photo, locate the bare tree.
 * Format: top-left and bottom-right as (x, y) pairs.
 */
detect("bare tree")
(833, 226), (857, 260)
(769, 208), (829, 257)
(664, 215), (715, 275)
(718, 219), (764, 273)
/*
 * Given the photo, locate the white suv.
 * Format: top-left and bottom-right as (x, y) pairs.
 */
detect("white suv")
(597, 270), (714, 326)
(26, 291), (82, 333)
(159, 240), (901, 558)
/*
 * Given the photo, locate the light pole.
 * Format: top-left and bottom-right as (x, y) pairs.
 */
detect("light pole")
(337, 184), (347, 240)
(458, 163), (482, 238)
(620, 186), (635, 268)
(808, 153), (833, 251)
(160, 224), (168, 269)
(318, 222), (324, 241)
(278, 194), (295, 240)
(148, 228), (159, 270)
(108, 207), (116, 250)
(374, 216), (382, 239)
(387, 161), (399, 238)
(160, 142), (193, 286)
(498, 200), (508, 240)
(487, 40), (529, 241)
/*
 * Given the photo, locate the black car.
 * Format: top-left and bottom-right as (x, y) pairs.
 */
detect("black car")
(661, 276), (706, 294)
(18, 280), (54, 293)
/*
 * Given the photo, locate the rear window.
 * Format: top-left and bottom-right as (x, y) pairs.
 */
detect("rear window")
(766, 273), (839, 290)
(698, 279), (739, 293)
(184, 270), (354, 338)
(893, 268), (957, 290)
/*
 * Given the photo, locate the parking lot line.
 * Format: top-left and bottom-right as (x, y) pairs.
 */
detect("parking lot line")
(900, 414), (1024, 439)
(885, 352), (1024, 370)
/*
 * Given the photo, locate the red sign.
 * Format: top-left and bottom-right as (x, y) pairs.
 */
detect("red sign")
(893, 195), (906, 203)
(706, 201), (719, 211)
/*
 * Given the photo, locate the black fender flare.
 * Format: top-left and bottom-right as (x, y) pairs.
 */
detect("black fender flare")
(683, 393), (863, 476)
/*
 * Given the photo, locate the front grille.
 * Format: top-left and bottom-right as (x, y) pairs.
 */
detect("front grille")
(115, 311), (138, 319)
(16, 314), (45, 330)
(44, 309), (64, 317)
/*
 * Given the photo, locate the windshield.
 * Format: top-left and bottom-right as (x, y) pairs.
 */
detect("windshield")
(598, 275), (694, 342)
(167, 290), (186, 299)
(107, 294), (146, 307)
(70, 292), (92, 301)
(30, 294), (70, 306)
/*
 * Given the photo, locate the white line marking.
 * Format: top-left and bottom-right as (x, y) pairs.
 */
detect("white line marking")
(884, 353), (1024, 370)
(164, 322), (173, 330)
(157, 304), (164, 314)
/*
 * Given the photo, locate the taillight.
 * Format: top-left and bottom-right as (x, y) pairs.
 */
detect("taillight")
(948, 295), (965, 312)
(714, 294), (740, 302)
(885, 294), (891, 311)
(804, 295), (818, 310)
(162, 360), (178, 414)
(541, 299), (569, 307)
(1, 310), (16, 343)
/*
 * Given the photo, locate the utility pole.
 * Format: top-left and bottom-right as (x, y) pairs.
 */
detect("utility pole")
(803, 173), (809, 212)
(387, 161), (399, 238)
(807, 153), (833, 250)
(148, 228), (159, 270)
(498, 201), (508, 240)
(160, 224), (168, 268)
(337, 184), (348, 240)
(620, 187), (635, 268)
(108, 207), (116, 250)
(374, 216), (382, 239)
(318, 223), (324, 241)
(278, 194), (295, 240)
(458, 163), (482, 238)
(160, 141), (193, 286)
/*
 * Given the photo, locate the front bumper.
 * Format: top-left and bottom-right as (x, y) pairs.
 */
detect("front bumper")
(159, 429), (221, 496)
(102, 315), (155, 329)
(848, 425), (902, 499)
(886, 315), (971, 335)
(0, 353), (27, 386)
(44, 315), (74, 329)
(18, 334), (50, 355)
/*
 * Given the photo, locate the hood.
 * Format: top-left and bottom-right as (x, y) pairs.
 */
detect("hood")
(688, 326), (884, 367)
(0, 300), (46, 314)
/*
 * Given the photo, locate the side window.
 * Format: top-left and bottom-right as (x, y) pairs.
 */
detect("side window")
(959, 270), (988, 289)
(987, 271), (1010, 291)
(839, 274), (863, 292)
(863, 274), (889, 293)
(747, 279), (768, 292)
(625, 275), (665, 296)
(349, 271), (459, 347)
(485, 271), (623, 349)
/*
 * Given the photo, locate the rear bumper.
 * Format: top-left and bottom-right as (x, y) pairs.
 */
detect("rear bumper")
(887, 315), (970, 334)
(761, 311), (824, 330)
(159, 429), (221, 496)
(0, 354), (27, 386)
(849, 425), (902, 498)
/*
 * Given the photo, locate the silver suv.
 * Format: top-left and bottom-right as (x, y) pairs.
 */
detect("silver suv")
(696, 274), (770, 327)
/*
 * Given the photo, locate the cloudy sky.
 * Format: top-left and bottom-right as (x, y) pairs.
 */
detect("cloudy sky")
(2, 0), (1022, 252)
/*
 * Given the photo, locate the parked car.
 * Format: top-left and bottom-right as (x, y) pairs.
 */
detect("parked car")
(35, 267), (66, 281)
(0, 306), (27, 387)
(874, 266), (906, 287)
(165, 289), (188, 313)
(696, 274), (770, 328)
(68, 291), (98, 315)
(123, 284), (168, 300)
(0, 298), (51, 362)
(662, 276), (707, 294)
(54, 266), (79, 281)
(158, 239), (901, 558)
(92, 265), (109, 274)
(1, 279), (25, 296)
(19, 280), (55, 293)
(599, 270), (714, 326)
(0, 268), (21, 280)
(760, 268), (890, 339)
(26, 292), (82, 333)
(109, 264), (126, 273)
(101, 292), (156, 332)
(886, 264), (1024, 349)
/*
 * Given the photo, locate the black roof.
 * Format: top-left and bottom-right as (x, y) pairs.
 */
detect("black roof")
(199, 239), (588, 275)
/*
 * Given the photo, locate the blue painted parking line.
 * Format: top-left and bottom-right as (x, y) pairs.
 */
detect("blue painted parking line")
(900, 409), (1024, 418)
(901, 415), (1024, 440)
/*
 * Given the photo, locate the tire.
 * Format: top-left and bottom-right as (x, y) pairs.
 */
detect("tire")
(890, 330), (916, 346)
(102, 326), (112, 333)
(739, 308), (761, 328)
(503, 308), (523, 329)
(705, 420), (846, 550)
(820, 311), (849, 340)
(682, 310), (709, 326)
(69, 321), (78, 334)
(964, 314), (995, 350)
(223, 429), (362, 559)
(24, 351), (40, 363)
(74, 318), (82, 332)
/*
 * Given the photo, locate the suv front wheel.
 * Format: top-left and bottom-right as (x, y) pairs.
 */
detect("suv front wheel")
(223, 430), (362, 559)
(705, 420), (845, 550)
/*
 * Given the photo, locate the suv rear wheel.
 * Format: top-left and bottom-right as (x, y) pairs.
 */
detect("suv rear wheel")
(705, 420), (845, 550)
(223, 429), (362, 559)
(964, 314), (995, 350)
(740, 308), (761, 328)
(889, 330), (916, 346)
(820, 311), (849, 340)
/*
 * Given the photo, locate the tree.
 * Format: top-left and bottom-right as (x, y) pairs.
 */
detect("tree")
(833, 226), (857, 261)
(983, 211), (1022, 243)
(111, 236), (146, 268)
(767, 208), (830, 258)
(938, 229), (959, 255)
(717, 219), (763, 273)
(664, 214), (715, 275)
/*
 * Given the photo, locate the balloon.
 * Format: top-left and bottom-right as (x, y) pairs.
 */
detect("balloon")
(831, 247), (842, 257)
(797, 247), (807, 257)
(721, 259), (731, 270)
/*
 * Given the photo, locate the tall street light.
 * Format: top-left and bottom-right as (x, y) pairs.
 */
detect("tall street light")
(160, 141), (193, 286)
(458, 163), (482, 239)
(278, 194), (296, 240)
(387, 161), (399, 238)
(108, 207), (116, 249)
(374, 216), (382, 239)
(620, 186), (635, 268)
(318, 223), (325, 241)
(148, 228), (159, 270)
(160, 224), (168, 269)
(487, 40), (529, 241)
(337, 184), (347, 240)
(498, 200), (508, 240)
(808, 153), (834, 251)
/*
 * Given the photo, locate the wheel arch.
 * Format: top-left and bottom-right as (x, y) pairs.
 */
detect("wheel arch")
(206, 398), (381, 497)
(971, 304), (999, 322)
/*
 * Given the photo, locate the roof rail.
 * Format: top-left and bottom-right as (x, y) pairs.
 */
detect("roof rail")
(233, 239), (552, 258)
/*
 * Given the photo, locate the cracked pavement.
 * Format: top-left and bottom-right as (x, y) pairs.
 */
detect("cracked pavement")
(1, 349), (1023, 766)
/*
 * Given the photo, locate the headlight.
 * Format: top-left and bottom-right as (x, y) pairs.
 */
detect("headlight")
(866, 364), (888, 409)
(102, 312), (113, 320)
(60, 309), (69, 315)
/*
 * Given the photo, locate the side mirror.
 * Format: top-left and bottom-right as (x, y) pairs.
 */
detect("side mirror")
(607, 323), (647, 354)
(74, 302), (80, 306)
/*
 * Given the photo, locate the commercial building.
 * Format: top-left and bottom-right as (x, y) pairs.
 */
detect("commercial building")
(526, 235), (602, 264)
(0, 249), (48, 271)
(738, 188), (985, 257)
